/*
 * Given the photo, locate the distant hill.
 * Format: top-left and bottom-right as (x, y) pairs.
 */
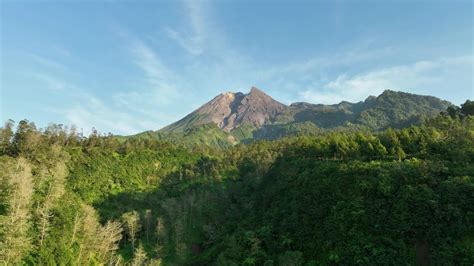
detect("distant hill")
(131, 87), (452, 146)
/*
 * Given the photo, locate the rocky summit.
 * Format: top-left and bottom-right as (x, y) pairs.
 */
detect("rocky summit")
(161, 87), (287, 132)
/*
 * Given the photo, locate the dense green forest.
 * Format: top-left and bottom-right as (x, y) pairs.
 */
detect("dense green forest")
(1, 102), (473, 265)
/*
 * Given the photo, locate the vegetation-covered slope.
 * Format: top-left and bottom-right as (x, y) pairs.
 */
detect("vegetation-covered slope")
(354, 90), (453, 129)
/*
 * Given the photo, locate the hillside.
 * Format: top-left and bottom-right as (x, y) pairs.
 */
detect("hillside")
(1, 109), (473, 265)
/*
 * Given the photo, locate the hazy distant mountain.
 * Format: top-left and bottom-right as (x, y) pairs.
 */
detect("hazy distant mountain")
(133, 88), (452, 146)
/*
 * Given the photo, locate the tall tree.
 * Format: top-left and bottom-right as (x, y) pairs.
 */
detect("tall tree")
(132, 243), (148, 266)
(75, 204), (123, 265)
(0, 158), (33, 264)
(145, 209), (152, 241)
(0, 120), (14, 155)
(121, 211), (141, 251)
(461, 100), (474, 116)
(36, 158), (68, 247)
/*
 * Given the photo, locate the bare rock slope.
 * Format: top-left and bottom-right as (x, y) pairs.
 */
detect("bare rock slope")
(161, 87), (287, 132)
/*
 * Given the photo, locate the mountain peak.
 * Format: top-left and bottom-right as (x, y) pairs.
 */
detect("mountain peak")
(249, 86), (264, 94)
(248, 86), (274, 100)
(161, 87), (287, 132)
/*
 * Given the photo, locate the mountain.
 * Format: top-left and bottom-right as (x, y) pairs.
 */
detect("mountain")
(132, 88), (452, 146)
(161, 87), (287, 132)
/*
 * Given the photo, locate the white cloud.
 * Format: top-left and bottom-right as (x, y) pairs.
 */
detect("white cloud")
(300, 55), (473, 104)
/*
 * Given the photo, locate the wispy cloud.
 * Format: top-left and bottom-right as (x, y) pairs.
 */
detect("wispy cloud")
(300, 55), (473, 104)
(261, 47), (394, 79)
(164, 27), (204, 56)
(163, 0), (209, 56)
(44, 81), (166, 135)
(157, 1), (260, 98)
(25, 50), (168, 135)
(110, 30), (191, 129)
(160, 3), (404, 106)
(109, 0), (251, 127)
(52, 45), (71, 57)
(64, 96), (158, 135)
(31, 73), (69, 91)
(129, 40), (181, 104)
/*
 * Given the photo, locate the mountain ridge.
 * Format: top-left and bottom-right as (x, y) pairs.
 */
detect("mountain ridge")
(161, 87), (451, 131)
(134, 87), (453, 147)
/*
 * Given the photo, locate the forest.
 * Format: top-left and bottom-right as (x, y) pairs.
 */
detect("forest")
(1, 102), (473, 265)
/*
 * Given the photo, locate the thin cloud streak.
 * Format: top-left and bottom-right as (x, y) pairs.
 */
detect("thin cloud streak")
(31, 73), (69, 91)
(29, 54), (67, 70)
(163, 27), (204, 56)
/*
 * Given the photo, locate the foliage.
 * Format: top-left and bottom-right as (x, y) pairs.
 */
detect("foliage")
(0, 103), (472, 265)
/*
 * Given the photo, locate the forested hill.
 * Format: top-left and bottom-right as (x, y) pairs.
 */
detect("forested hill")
(0, 102), (473, 265)
(131, 89), (452, 147)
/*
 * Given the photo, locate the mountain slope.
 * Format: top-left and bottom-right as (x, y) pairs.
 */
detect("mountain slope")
(271, 90), (452, 130)
(354, 90), (453, 129)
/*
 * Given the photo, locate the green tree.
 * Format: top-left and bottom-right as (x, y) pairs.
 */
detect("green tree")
(461, 100), (474, 116)
(0, 120), (14, 155)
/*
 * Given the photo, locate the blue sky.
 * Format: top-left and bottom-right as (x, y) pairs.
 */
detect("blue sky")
(1, 0), (473, 135)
